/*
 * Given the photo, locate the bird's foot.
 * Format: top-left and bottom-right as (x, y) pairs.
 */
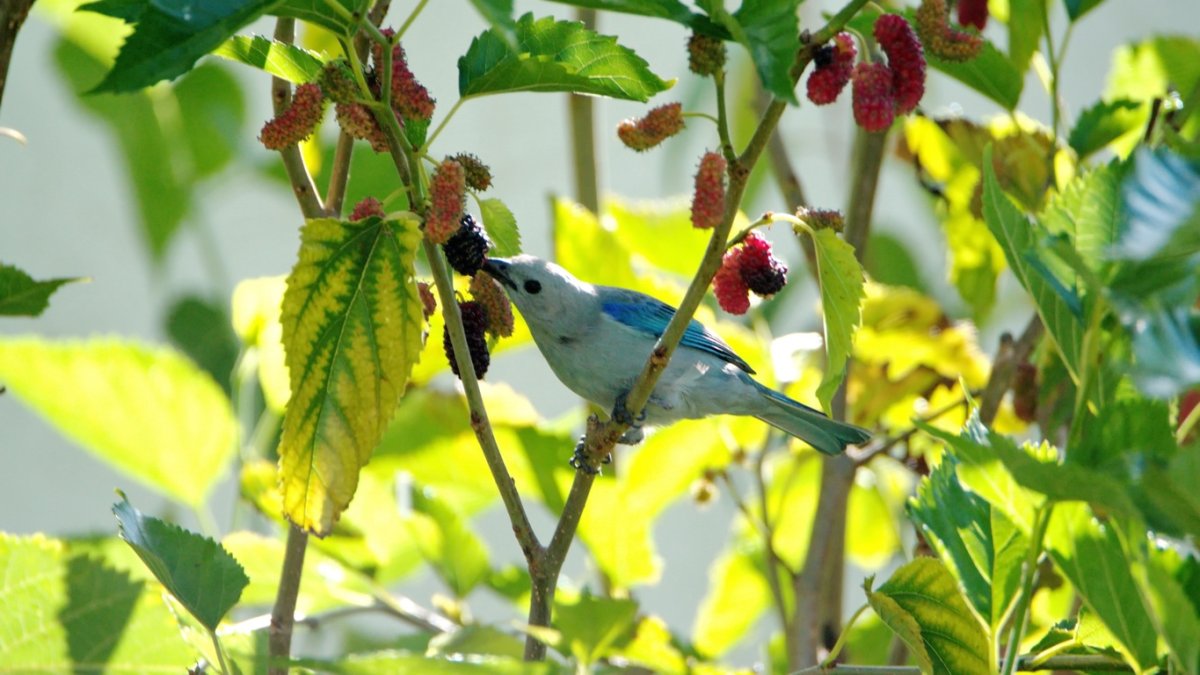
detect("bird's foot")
(611, 391), (647, 430)
(617, 425), (644, 446)
(570, 437), (612, 475)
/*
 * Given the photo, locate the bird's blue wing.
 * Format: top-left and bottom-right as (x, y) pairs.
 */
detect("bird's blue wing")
(600, 290), (755, 373)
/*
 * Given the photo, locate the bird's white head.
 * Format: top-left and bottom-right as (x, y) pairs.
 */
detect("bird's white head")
(481, 255), (596, 331)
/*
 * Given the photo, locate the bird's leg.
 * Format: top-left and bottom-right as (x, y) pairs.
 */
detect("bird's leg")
(611, 391), (647, 445)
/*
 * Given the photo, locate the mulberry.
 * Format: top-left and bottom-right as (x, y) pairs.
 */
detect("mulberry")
(470, 272), (514, 338)
(444, 300), (490, 379)
(335, 102), (388, 152)
(957, 0), (989, 31)
(805, 33), (856, 105)
(259, 82), (325, 150)
(687, 32), (726, 76)
(691, 151), (727, 230)
(443, 214), (491, 276)
(349, 196), (385, 221)
(448, 152), (493, 191)
(714, 248), (751, 315)
(916, 0), (983, 62)
(617, 102), (686, 152)
(874, 15), (926, 114)
(426, 160), (466, 245)
(851, 62), (896, 132)
(737, 234), (788, 296)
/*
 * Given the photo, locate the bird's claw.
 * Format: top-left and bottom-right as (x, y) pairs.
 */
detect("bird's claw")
(570, 437), (610, 475)
(617, 426), (644, 446)
(612, 391), (647, 429)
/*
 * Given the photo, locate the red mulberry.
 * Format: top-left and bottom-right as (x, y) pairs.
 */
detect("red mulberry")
(617, 102), (686, 152)
(335, 102), (389, 152)
(426, 160), (466, 245)
(714, 248), (751, 315)
(737, 234), (788, 296)
(875, 15), (926, 114)
(806, 33), (856, 105)
(259, 82), (325, 150)
(957, 0), (989, 31)
(349, 196), (384, 221)
(691, 151), (727, 230)
(851, 63), (897, 132)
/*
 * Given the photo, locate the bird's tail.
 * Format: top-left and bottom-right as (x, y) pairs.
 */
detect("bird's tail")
(750, 380), (871, 455)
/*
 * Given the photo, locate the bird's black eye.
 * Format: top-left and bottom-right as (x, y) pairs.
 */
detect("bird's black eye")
(523, 279), (542, 294)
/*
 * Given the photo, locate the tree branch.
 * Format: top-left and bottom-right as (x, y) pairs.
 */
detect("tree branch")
(567, 9), (600, 213)
(267, 524), (308, 675)
(270, 19), (324, 219)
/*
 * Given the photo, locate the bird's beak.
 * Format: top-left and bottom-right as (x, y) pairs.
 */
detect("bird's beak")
(481, 258), (516, 290)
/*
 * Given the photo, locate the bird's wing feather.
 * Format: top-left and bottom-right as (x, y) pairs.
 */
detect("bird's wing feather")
(599, 290), (755, 373)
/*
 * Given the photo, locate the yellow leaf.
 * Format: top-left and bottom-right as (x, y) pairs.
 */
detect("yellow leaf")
(232, 275), (290, 412)
(277, 215), (425, 535)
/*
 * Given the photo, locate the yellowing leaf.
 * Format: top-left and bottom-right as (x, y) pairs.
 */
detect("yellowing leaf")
(0, 337), (236, 507)
(278, 215), (425, 535)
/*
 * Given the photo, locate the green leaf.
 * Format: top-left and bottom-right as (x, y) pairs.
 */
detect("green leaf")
(1040, 161), (1124, 271)
(271, 0), (371, 38)
(407, 486), (491, 598)
(86, 0), (278, 92)
(478, 198), (522, 257)
(982, 146), (1084, 380)
(0, 263), (83, 317)
(212, 35), (325, 83)
(0, 534), (193, 672)
(296, 650), (561, 674)
(725, 0), (801, 105)
(606, 196), (707, 277)
(1064, 0), (1106, 21)
(864, 233), (927, 292)
(165, 294), (240, 395)
(1068, 99), (1147, 160)
(928, 40), (1024, 111)
(457, 13), (670, 101)
(1126, 534), (1200, 673)
(692, 548), (771, 657)
(924, 424), (1043, 533)
(1006, 0), (1044, 75)
(1044, 504), (1158, 671)
(54, 37), (189, 260)
(554, 594), (638, 666)
(809, 228), (865, 413)
(867, 558), (990, 675)
(428, 625), (525, 660)
(865, 576), (934, 673)
(0, 337), (237, 507)
(908, 459), (1027, 630)
(114, 497), (248, 631)
(231, 275), (291, 411)
(278, 214), (425, 535)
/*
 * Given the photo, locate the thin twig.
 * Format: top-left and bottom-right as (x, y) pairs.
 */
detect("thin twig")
(0, 0), (35, 114)
(270, 19), (324, 218)
(267, 524), (308, 675)
(568, 9), (600, 213)
(979, 315), (1044, 427)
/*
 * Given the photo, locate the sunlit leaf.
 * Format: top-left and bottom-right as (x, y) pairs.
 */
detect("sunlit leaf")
(83, 0), (277, 92)
(1006, 0), (1044, 75)
(212, 35), (325, 83)
(407, 486), (491, 598)
(0, 534), (193, 672)
(555, 594), (638, 666)
(982, 147), (1084, 380)
(277, 215), (425, 535)
(1068, 99), (1146, 160)
(458, 13), (669, 101)
(809, 228), (865, 413)
(614, 615), (688, 672)
(846, 480), (900, 569)
(1044, 504), (1157, 671)
(114, 497), (247, 631)
(606, 196), (707, 278)
(231, 275), (291, 411)
(478, 198), (522, 257)
(0, 263), (83, 317)
(1125, 531), (1200, 673)
(0, 337), (237, 507)
(867, 558), (990, 674)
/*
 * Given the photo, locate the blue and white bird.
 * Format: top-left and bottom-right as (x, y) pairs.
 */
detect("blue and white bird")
(482, 256), (870, 456)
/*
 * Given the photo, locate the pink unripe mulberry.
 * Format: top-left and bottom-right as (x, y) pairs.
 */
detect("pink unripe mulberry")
(874, 14), (926, 114)
(470, 272), (514, 338)
(335, 102), (389, 153)
(349, 196), (385, 221)
(916, 0), (983, 62)
(259, 83), (325, 150)
(714, 247), (751, 315)
(687, 32), (726, 76)
(371, 31), (435, 122)
(426, 160), (466, 245)
(617, 102), (686, 152)
(851, 63), (896, 132)
(691, 151), (727, 230)
(806, 33), (857, 105)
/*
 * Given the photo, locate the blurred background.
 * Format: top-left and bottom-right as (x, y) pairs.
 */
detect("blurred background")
(2, 0), (1197, 665)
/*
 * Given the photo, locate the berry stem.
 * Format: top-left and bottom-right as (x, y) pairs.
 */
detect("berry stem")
(395, 0), (430, 41)
(681, 111), (721, 126)
(713, 70), (737, 163)
(419, 97), (466, 156)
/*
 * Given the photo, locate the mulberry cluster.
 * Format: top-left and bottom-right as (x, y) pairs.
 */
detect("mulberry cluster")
(444, 301), (490, 379)
(426, 160), (466, 245)
(443, 214), (491, 276)
(687, 32), (726, 76)
(259, 83), (325, 150)
(691, 151), (727, 230)
(875, 14), (925, 115)
(617, 102), (686, 152)
(448, 152), (493, 191)
(349, 196), (385, 221)
(713, 233), (788, 315)
(915, 0), (983, 62)
(806, 33), (857, 105)
(470, 272), (514, 338)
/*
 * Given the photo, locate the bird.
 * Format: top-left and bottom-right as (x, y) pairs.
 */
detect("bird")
(481, 256), (871, 460)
